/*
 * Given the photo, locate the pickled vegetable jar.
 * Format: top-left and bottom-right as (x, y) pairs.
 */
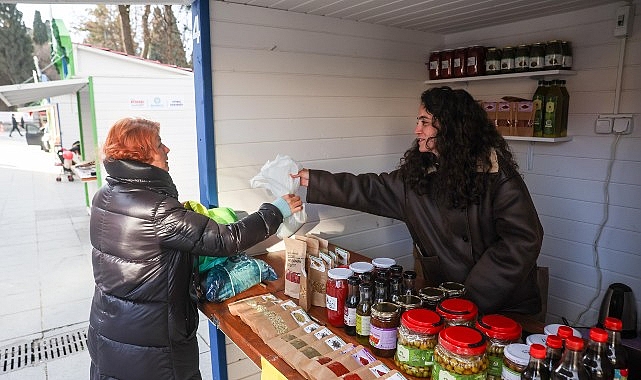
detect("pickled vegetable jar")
(394, 308), (443, 378)
(439, 282), (466, 298)
(475, 314), (522, 380)
(436, 298), (478, 327)
(433, 326), (488, 379)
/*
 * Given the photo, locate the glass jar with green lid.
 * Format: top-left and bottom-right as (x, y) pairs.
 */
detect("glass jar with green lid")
(475, 314), (523, 380)
(395, 308), (444, 378)
(369, 302), (401, 357)
(433, 326), (489, 378)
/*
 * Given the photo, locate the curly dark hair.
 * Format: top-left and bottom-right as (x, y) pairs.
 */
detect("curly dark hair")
(399, 86), (518, 208)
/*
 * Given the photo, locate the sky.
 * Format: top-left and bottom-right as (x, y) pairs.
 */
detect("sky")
(16, 3), (92, 43)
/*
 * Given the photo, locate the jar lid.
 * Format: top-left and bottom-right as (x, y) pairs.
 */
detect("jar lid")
(371, 301), (400, 319)
(439, 282), (466, 296)
(475, 314), (522, 340)
(544, 323), (582, 338)
(589, 327), (608, 343)
(503, 343), (530, 366)
(525, 333), (547, 346)
(402, 309), (443, 334)
(604, 317), (622, 331)
(564, 336), (584, 351)
(529, 343), (546, 359)
(327, 267), (353, 280)
(436, 298), (478, 320)
(396, 295), (423, 309)
(372, 257), (396, 268)
(419, 287), (446, 301)
(438, 326), (486, 356)
(545, 335), (563, 349)
(349, 261), (374, 274)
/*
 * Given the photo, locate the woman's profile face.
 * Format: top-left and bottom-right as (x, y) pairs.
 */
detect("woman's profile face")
(415, 105), (439, 155)
(150, 134), (170, 171)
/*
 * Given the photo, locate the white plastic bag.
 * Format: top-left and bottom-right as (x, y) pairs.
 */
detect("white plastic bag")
(250, 154), (307, 238)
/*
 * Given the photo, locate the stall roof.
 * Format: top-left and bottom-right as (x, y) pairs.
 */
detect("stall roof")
(0, 78), (88, 107)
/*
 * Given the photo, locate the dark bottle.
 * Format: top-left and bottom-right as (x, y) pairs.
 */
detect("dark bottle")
(515, 44), (530, 72)
(373, 276), (389, 304)
(486, 47), (501, 75)
(389, 276), (402, 303)
(583, 327), (614, 380)
(402, 270), (417, 295)
(389, 264), (404, 277)
(545, 40), (563, 70)
(561, 41), (573, 70)
(524, 343), (551, 380)
(500, 46), (515, 74)
(529, 43), (545, 71)
(355, 283), (372, 346)
(344, 276), (360, 336)
(545, 335), (564, 373)
(543, 80), (563, 137)
(603, 317), (629, 380)
(558, 80), (570, 137)
(552, 336), (589, 380)
(532, 80), (548, 137)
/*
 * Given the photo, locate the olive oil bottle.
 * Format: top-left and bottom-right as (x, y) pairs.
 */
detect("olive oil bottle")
(543, 80), (563, 137)
(355, 283), (372, 346)
(532, 80), (548, 137)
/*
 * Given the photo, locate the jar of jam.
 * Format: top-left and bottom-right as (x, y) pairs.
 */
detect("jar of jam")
(372, 257), (395, 277)
(545, 40), (563, 70)
(500, 46), (515, 74)
(439, 281), (466, 298)
(440, 49), (453, 79)
(326, 267), (353, 327)
(529, 43), (545, 71)
(466, 45), (485, 76)
(436, 298), (478, 327)
(502, 343), (530, 379)
(428, 51), (441, 80)
(418, 286), (445, 310)
(369, 302), (401, 357)
(395, 295), (423, 314)
(394, 309), (443, 378)
(475, 314), (523, 380)
(433, 326), (488, 378)
(485, 47), (501, 75)
(452, 47), (467, 78)
(514, 44), (530, 72)
(349, 261), (374, 282)
(561, 41), (573, 70)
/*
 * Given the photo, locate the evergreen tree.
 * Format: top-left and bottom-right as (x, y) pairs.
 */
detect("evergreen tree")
(32, 10), (48, 45)
(79, 4), (123, 52)
(148, 5), (188, 67)
(0, 4), (35, 86)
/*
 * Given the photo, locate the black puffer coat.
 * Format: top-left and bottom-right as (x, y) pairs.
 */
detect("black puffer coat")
(88, 159), (283, 380)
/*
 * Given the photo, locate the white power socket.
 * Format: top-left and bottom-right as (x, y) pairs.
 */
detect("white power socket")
(597, 114), (634, 134)
(614, 5), (634, 37)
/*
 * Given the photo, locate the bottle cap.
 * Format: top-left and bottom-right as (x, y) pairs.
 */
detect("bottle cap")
(589, 327), (608, 343)
(545, 334), (563, 349)
(529, 343), (547, 359)
(565, 336), (584, 351)
(604, 317), (623, 331)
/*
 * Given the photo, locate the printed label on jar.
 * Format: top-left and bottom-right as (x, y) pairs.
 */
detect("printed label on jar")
(487, 355), (503, 377)
(369, 325), (397, 350)
(396, 343), (434, 367)
(344, 307), (357, 326)
(356, 315), (371, 336)
(501, 364), (521, 380)
(433, 362), (486, 380)
(467, 56), (477, 66)
(326, 294), (338, 311)
(545, 54), (562, 67)
(429, 61), (439, 70)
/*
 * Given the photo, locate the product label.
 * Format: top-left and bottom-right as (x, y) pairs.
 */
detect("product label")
(369, 325), (397, 350)
(326, 294), (338, 311)
(344, 307), (357, 326)
(441, 61), (450, 69)
(529, 57), (544, 69)
(486, 60), (500, 72)
(453, 58), (461, 68)
(303, 323), (320, 333)
(501, 364), (521, 380)
(487, 355), (503, 377)
(432, 361), (486, 380)
(396, 344), (434, 367)
(545, 53), (562, 67)
(368, 363), (391, 377)
(351, 347), (376, 366)
(314, 327), (333, 340)
(500, 58), (514, 70)
(429, 61), (439, 70)
(563, 56), (573, 68)
(324, 336), (347, 350)
(515, 56), (528, 69)
(467, 57), (477, 66)
(356, 315), (371, 336)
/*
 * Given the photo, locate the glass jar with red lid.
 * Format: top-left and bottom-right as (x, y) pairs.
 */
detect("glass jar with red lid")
(433, 326), (489, 378)
(436, 298), (478, 327)
(326, 267), (353, 327)
(394, 309), (444, 378)
(428, 51), (441, 80)
(475, 314), (523, 380)
(440, 49), (453, 79)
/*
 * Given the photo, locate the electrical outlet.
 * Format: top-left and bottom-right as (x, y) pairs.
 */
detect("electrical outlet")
(595, 118), (613, 134)
(597, 114), (634, 134)
(614, 5), (634, 37)
(613, 117), (633, 134)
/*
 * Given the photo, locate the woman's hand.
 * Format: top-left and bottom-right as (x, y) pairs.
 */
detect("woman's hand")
(292, 169), (309, 187)
(282, 194), (303, 214)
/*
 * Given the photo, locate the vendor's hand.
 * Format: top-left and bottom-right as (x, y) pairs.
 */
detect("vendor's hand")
(291, 169), (309, 187)
(282, 194), (303, 214)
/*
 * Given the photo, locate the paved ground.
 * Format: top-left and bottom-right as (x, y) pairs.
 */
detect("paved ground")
(0, 131), (220, 379)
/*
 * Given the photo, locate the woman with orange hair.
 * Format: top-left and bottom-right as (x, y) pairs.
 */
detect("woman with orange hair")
(88, 118), (301, 380)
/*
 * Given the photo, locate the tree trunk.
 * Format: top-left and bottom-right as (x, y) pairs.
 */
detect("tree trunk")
(141, 5), (151, 59)
(118, 5), (135, 55)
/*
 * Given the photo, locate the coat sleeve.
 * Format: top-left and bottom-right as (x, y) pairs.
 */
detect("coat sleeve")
(464, 173), (544, 313)
(154, 198), (284, 257)
(307, 169), (407, 221)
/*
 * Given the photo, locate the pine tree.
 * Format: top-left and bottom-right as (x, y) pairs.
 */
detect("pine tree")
(79, 4), (123, 51)
(148, 5), (188, 67)
(0, 4), (35, 85)
(32, 10), (48, 45)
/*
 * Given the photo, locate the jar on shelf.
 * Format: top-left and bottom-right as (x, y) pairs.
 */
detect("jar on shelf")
(394, 308), (444, 378)
(452, 47), (467, 78)
(475, 314), (523, 380)
(436, 298), (478, 327)
(515, 44), (530, 72)
(466, 45), (485, 76)
(545, 40), (563, 70)
(502, 343), (530, 380)
(500, 46), (515, 74)
(561, 41), (573, 70)
(428, 51), (441, 80)
(326, 267), (354, 327)
(439, 281), (466, 298)
(440, 49), (454, 79)
(485, 47), (501, 75)
(418, 286), (446, 310)
(369, 302), (401, 357)
(433, 326), (488, 378)
(395, 295), (423, 314)
(529, 42), (545, 71)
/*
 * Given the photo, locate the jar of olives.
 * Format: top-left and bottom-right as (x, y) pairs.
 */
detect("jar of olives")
(436, 298), (478, 327)
(439, 282), (466, 298)
(502, 343), (530, 379)
(475, 314), (522, 380)
(433, 326), (488, 378)
(394, 309), (443, 378)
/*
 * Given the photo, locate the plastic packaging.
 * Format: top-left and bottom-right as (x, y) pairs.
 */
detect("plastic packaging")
(394, 308), (443, 378)
(475, 314), (522, 379)
(433, 326), (489, 378)
(523, 343), (550, 380)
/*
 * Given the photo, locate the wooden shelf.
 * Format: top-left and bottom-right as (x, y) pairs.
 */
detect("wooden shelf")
(425, 70), (576, 85)
(504, 136), (572, 143)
